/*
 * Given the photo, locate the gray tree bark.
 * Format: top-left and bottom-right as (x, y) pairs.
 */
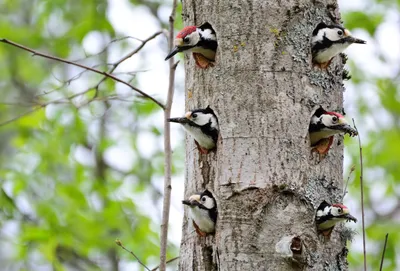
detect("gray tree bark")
(179, 0), (351, 270)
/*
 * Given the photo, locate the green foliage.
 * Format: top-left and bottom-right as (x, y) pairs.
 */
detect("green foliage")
(344, 0), (400, 270)
(343, 11), (383, 36)
(0, 0), (182, 270)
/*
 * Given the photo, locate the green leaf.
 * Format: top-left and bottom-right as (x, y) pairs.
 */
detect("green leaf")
(343, 11), (383, 36)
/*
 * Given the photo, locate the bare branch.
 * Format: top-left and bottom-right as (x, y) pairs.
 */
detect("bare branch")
(352, 118), (367, 271)
(0, 106), (43, 127)
(159, 1), (178, 271)
(0, 101), (37, 107)
(379, 233), (389, 271)
(0, 38), (165, 109)
(71, 35), (151, 62)
(150, 256), (180, 271)
(115, 239), (150, 271)
(342, 165), (356, 200)
(90, 31), (162, 99)
(113, 31), (162, 66)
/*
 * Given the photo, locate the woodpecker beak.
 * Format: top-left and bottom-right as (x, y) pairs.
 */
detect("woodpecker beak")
(165, 47), (181, 60)
(341, 29), (366, 44)
(344, 213), (357, 223)
(344, 35), (366, 44)
(334, 119), (358, 136)
(182, 194), (201, 207)
(168, 117), (190, 124)
(340, 209), (357, 223)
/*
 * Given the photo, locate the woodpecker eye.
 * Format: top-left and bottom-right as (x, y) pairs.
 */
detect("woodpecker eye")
(337, 30), (343, 36)
(201, 196), (206, 202)
(183, 36), (190, 43)
(332, 116), (338, 122)
(338, 208), (343, 213)
(192, 113), (197, 118)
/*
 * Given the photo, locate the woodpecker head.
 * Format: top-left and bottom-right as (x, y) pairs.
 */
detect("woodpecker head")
(182, 190), (217, 212)
(165, 22), (217, 67)
(168, 106), (219, 153)
(182, 190), (217, 235)
(311, 22), (366, 64)
(309, 106), (357, 146)
(316, 201), (357, 234)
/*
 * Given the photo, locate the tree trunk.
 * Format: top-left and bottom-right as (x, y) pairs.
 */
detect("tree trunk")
(179, 0), (351, 270)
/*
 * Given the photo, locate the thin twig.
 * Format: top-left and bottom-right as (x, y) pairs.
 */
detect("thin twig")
(0, 32), (163, 126)
(90, 31), (162, 99)
(379, 233), (389, 271)
(150, 256), (180, 271)
(342, 165), (356, 200)
(352, 118), (367, 271)
(114, 31), (162, 66)
(0, 38), (165, 109)
(0, 107), (43, 127)
(159, 1), (178, 270)
(71, 36), (148, 62)
(115, 239), (150, 271)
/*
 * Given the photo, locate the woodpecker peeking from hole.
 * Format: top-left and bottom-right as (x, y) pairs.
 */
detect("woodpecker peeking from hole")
(316, 201), (357, 237)
(309, 106), (357, 157)
(165, 22), (217, 69)
(168, 106), (219, 154)
(182, 190), (217, 237)
(311, 22), (366, 68)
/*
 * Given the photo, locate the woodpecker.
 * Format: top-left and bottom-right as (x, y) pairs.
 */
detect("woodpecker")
(309, 106), (357, 155)
(315, 201), (357, 236)
(168, 106), (219, 154)
(182, 190), (217, 237)
(165, 22), (217, 69)
(311, 22), (366, 68)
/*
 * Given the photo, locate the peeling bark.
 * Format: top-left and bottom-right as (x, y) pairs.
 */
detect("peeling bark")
(179, 0), (351, 270)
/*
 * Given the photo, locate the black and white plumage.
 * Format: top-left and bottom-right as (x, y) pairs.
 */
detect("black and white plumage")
(182, 190), (217, 236)
(168, 106), (219, 154)
(315, 201), (357, 236)
(311, 22), (366, 68)
(165, 22), (217, 69)
(309, 106), (357, 155)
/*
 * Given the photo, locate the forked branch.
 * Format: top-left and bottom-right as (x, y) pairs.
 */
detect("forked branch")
(352, 118), (367, 271)
(159, 0), (178, 270)
(0, 38), (165, 109)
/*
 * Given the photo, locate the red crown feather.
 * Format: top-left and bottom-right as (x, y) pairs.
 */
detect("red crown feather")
(332, 203), (348, 209)
(176, 26), (197, 38)
(326, 111), (344, 118)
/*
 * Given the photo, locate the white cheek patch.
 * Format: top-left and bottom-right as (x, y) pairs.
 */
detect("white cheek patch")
(331, 207), (342, 217)
(310, 115), (320, 125)
(312, 29), (326, 43)
(316, 206), (330, 218)
(316, 210), (325, 218)
(198, 28), (216, 40)
(187, 32), (200, 46)
(203, 197), (215, 209)
(210, 116), (218, 129)
(320, 115), (334, 127)
(193, 113), (212, 126)
(324, 28), (342, 41)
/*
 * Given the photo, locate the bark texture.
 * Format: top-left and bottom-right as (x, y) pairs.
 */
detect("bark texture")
(179, 0), (352, 270)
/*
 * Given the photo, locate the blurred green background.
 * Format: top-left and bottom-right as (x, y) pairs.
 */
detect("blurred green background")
(0, 0), (398, 270)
